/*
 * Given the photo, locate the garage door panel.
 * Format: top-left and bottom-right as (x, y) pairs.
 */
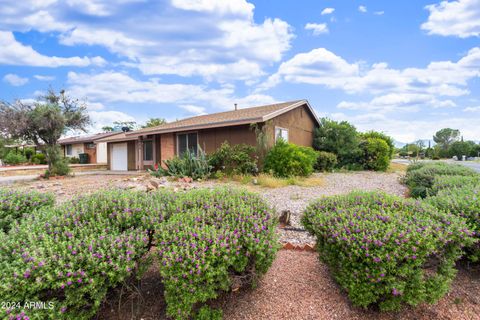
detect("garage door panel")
(111, 143), (128, 171)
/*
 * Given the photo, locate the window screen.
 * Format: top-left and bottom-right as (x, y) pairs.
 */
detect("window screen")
(66, 145), (72, 156)
(178, 133), (198, 156)
(143, 140), (153, 161)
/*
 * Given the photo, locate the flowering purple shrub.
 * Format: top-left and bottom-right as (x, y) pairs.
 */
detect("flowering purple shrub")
(429, 175), (480, 196)
(155, 188), (279, 319)
(427, 185), (480, 261)
(302, 191), (474, 311)
(0, 188), (54, 232)
(0, 190), (176, 320)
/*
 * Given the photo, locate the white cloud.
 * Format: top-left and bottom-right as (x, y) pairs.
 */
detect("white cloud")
(3, 73), (29, 86)
(305, 23), (329, 35)
(358, 5), (367, 13)
(1, 0), (293, 82)
(34, 75), (55, 81)
(463, 106), (480, 112)
(0, 31), (106, 67)
(88, 110), (137, 133)
(66, 71), (277, 111)
(422, 0), (480, 38)
(321, 7), (335, 15)
(180, 105), (207, 115)
(374, 11), (384, 16)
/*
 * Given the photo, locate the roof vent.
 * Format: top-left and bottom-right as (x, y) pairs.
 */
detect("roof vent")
(121, 126), (130, 132)
(234, 103), (238, 111)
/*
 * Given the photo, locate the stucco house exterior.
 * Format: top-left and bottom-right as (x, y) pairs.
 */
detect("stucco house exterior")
(59, 132), (119, 164)
(96, 100), (320, 171)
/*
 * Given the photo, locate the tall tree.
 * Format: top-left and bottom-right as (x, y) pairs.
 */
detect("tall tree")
(433, 128), (460, 151)
(0, 89), (90, 171)
(142, 118), (166, 128)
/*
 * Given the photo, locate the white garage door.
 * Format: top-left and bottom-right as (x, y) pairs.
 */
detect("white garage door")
(111, 143), (128, 171)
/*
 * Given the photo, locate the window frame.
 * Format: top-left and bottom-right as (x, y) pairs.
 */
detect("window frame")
(143, 139), (153, 161)
(176, 131), (198, 156)
(66, 144), (73, 156)
(275, 126), (289, 143)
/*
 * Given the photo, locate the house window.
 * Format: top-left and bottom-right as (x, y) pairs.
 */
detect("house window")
(86, 143), (95, 149)
(275, 127), (289, 142)
(143, 140), (153, 161)
(177, 132), (198, 156)
(66, 144), (73, 156)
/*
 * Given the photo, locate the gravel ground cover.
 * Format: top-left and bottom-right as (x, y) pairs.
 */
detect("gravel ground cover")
(97, 250), (480, 320)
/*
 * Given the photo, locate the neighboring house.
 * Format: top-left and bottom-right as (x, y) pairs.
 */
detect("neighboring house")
(96, 100), (320, 171)
(59, 132), (119, 164)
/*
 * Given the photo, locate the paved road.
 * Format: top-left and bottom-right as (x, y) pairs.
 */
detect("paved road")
(0, 170), (142, 185)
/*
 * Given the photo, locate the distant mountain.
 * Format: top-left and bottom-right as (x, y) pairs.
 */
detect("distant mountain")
(394, 139), (435, 148)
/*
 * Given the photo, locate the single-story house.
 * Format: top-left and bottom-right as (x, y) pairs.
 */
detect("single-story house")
(96, 100), (320, 171)
(59, 132), (119, 164)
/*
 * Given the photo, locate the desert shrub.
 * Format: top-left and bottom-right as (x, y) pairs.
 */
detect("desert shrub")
(67, 156), (80, 164)
(427, 185), (480, 261)
(429, 175), (480, 196)
(0, 189), (54, 232)
(361, 131), (395, 159)
(403, 162), (477, 198)
(264, 140), (318, 177)
(302, 191), (474, 311)
(152, 148), (211, 180)
(195, 306), (223, 320)
(3, 152), (27, 165)
(30, 153), (47, 164)
(314, 151), (337, 172)
(155, 188), (279, 319)
(0, 190), (175, 320)
(359, 137), (390, 171)
(45, 158), (71, 177)
(208, 142), (257, 175)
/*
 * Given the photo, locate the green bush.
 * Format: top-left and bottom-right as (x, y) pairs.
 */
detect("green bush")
(155, 188), (278, 319)
(45, 158), (71, 177)
(208, 142), (257, 175)
(152, 148), (211, 180)
(3, 152), (27, 165)
(30, 153), (47, 164)
(361, 131), (395, 159)
(427, 185), (480, 262)
(0, 189), (54, 232)
(403, 163), (478, 198)
(359, 137), (390, 171)
(0, 190), (175, 320)
(302, 191), (474, 311)
(429, 175), (480, 196)
(314, 151), (337, 172)
(264, 140), (318, 177)
(67, 156), (80, 164)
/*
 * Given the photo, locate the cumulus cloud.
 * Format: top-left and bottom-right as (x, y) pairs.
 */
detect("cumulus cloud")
(421, 0), (480, 38)
(0, 0), (293, 82)
(34, 75), (55, 81)
(358, 5), (367, 13)
(88, 110), (137, 133)
(0, 31), (106, 67)
(180, 105), (207, 115)
(3, 73), (29, 86)
(321, 7), (335, 15)
(305, 23), (329, 35)
(463, 106), (480, 112)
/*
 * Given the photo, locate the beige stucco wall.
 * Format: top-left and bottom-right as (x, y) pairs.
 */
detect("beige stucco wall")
(96, 142), (108, 163)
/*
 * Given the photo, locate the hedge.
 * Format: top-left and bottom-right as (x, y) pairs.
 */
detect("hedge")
(427, 185), (480, 262)
(264, 140), (318, 177)
(0, 189), (54, 232)
(302, 191), (474, 311)
(403, 162), (478, 198)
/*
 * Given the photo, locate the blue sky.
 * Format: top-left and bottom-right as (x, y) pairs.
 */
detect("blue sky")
(0, 0), (479, 142)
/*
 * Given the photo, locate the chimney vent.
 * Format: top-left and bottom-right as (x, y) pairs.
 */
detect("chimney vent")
(234, 103), (238, 111)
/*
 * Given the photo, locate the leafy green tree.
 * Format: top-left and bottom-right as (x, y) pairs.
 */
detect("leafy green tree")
(102, 126), (114, 132)
(0, 89), (90, 172)
(433, 128), (460, 152)
(361, 131), (395, 159)
(449, 140), (477, 159)
(313, 118), (361, 167)
(142, 117), (166, 128)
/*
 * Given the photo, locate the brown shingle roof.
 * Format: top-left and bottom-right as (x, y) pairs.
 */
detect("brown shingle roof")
(127, 100), (313, 137)
(94, 132), (139, 143)
(58, 132), (119, 145)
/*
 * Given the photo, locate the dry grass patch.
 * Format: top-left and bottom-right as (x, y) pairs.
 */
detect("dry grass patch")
(228, 174), (325, 188)
(387, 162), (408, 173)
